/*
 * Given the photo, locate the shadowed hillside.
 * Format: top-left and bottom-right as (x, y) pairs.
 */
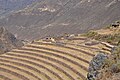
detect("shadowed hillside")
(0, 27), (23, 54)
(0, 0), (120, 41)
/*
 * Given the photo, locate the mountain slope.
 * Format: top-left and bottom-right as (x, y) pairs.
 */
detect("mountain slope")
(0, 0), (39, 18)
(0, 0), (120, 41)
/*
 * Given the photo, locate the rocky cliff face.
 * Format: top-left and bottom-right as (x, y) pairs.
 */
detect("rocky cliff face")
(87, 53), (108, 80)
(0, 27), (23, 54)
(0, 0), (120, 41)
(87, 45), (120, 80)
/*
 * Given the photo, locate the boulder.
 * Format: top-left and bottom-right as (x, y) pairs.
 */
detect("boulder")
(87, 53), (108, 80)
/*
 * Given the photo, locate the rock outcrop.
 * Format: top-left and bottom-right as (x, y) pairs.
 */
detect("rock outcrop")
(0, 27), (24, 54)
(87, 45), (120, 80)
(87, 53), (108, 80)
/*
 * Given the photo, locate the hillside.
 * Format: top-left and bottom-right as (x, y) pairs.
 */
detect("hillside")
(0, 0), (39, 18)
(0, 22), (120, 80)
(85, 22), (120, 80)
(83, 21), (120, 45)
(0, 1), (120, 80)
(0, 27), (114, 80)
(0, 0), (120, 41)
(0, 27), (23, 54)
(87, 43), (120, 80)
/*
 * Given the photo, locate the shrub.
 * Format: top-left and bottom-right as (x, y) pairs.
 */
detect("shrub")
(84, 31), (98, 38)
(104, 58), (115, 67)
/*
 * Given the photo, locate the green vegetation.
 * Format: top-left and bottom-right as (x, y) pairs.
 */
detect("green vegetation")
(84, 31), (120, 45)
(95, 33), (120, 44)
(118, 40), (120, 45)
(112, 46), (120, 59)
(103, 46), (120, 73)
(92, 46), (120, 80)
(83, 31), (98, 38)
(83, 21), (120, 45)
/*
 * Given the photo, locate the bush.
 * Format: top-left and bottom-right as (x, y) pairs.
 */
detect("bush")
(84, 31), (98, 38)
(104, 58), (115, 67)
